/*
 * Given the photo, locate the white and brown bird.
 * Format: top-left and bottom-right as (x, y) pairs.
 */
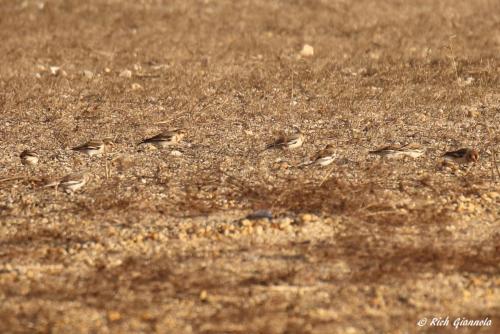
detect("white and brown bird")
(264, 129), (304, 151)
(20, 150), (39, 166)
(72, 139), (113, 156)
(44, 172), (90, 194)
(442, 148), (479, 164)
(298, 144), (336, 167)
(369, 143), (425, 159)
(139, 129), (186, 148)
(310, 144), (336, 166)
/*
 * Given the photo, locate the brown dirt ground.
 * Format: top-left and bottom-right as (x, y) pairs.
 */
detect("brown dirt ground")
(1, 0), (499, 333)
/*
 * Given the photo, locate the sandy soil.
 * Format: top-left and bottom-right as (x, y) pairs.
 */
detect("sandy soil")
(0, 0), (499, 333)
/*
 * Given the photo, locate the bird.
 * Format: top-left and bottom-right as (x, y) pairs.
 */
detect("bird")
(44, 172), (90, 194)
(309, 144), (336, 166)
(369, 143), (425, 159)
(138, 129), (186, 148)
(72, 139), (113, 156)
(20, 150), (39, 166)
(297, 144), (336, 167)
(264, 129), (304, 151)
(442, 148), (479, 164)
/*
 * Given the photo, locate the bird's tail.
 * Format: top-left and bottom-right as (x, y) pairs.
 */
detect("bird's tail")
(43, 180), (60, 188)
(293, 160), (313, 168)
(259, 144), (275, 154)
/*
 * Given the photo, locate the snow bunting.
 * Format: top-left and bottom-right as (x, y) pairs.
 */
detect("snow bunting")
(72, 139), (113, 156)
(45, 172), (90, 193)
(297, 144), (336, 167)
(442, 148), (479, 164)
(139, 129), (186, 148)
(310, 144), (336, 166)
(265, 129), (304, 151)
(20, 150), (39, 166)
(369, 143), (425, 159)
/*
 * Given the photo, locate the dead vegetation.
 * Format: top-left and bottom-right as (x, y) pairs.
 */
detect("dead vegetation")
(1, 0), (499, 333)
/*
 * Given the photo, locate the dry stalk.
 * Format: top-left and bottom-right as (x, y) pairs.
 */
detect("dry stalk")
(318, 165), (336, 187)
(483, 121), (499, 182)
(0, 176), (26, 183)
(447, 35), (460, 82)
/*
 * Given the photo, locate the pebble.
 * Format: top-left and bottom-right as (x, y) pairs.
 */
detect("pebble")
(299, 213), (316, 224)
(107, 311), (121, 322)
(277, 217), (293, 229)
(300, 44), (314, 57)
(131, 83), (143, 90)
(49, 66), (60, 75)
(119, 69), (132, 78)
(199, 290), (208, 301)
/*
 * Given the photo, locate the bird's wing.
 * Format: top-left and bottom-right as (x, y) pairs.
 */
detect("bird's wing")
(443, 149), (467, 157)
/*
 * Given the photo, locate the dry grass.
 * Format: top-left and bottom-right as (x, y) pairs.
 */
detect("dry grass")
(1, 0), (500, 333)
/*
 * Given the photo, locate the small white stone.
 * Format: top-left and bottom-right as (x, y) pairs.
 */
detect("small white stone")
(131, 83), (143, 90)
(119, 69), (132, 78)
(300, 44), (314, 57)
(170, 150), (183, 156)
(49, 66), (60, 75)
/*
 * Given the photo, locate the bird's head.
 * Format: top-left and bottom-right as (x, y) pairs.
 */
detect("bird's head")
(103, 138), (116, 147)
(469, 149), (479, 162)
